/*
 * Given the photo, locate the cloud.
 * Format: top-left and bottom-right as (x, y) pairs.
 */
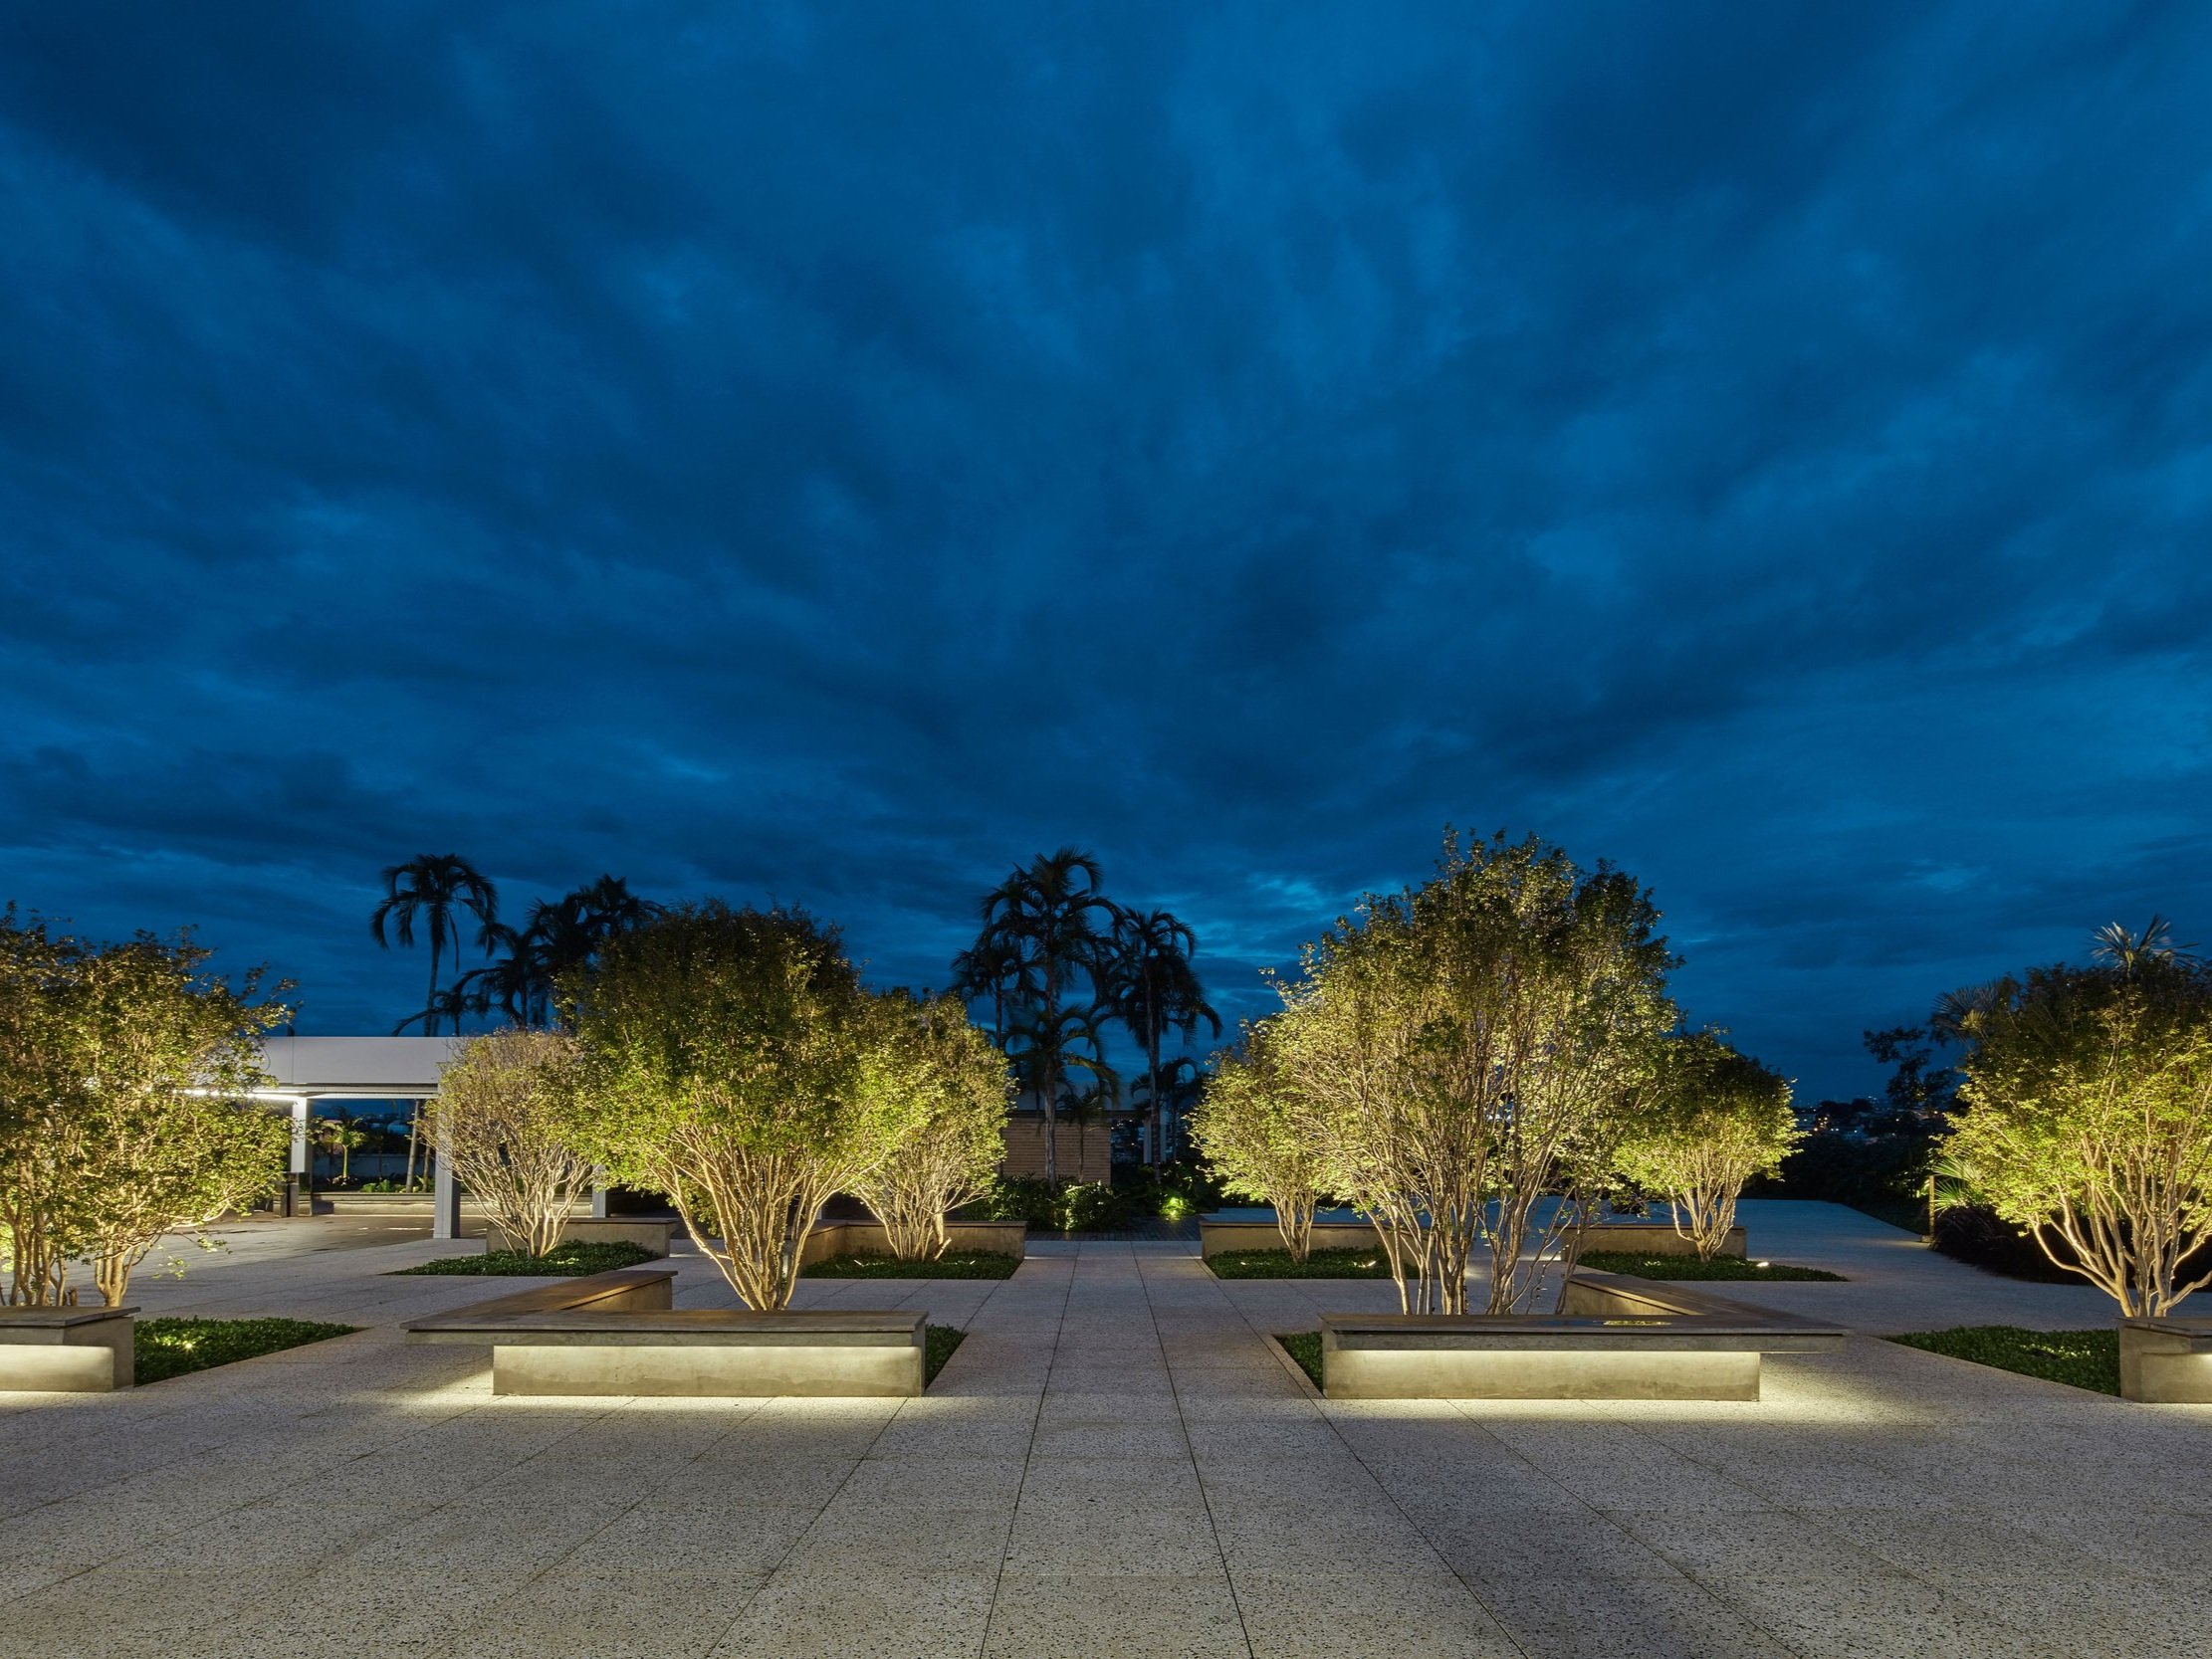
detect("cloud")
(4, 3), (2212, 1097)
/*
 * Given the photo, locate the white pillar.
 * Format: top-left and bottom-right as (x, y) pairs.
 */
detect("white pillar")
(590, 1169), (610, 1220)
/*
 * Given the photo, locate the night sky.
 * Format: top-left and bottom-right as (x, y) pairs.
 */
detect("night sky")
(6, 4), (2211, 1103)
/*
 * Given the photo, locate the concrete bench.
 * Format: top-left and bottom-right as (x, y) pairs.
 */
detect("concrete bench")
(1200, 1216), (1747, 1261)
(1318, 1270), (1844, 1401)
(2118, 1316), (2212, 1403)
(405, 1268), (927, 1397)
(0, 1306), (137, 1391)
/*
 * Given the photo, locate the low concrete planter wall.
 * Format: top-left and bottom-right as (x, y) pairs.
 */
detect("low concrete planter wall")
(1578, 1223), (1747, 1259)
(483, 1217), (676, 1257)
(1200, 1216), (1749, 1261)
(405, 1268), (927, 1398)
(2119, 1317), (2212, 1402)
(1200, 1217), (1380, 1260)
(800, 1218), (1026, 1267)
(0, 1306), (136, 1391)
(1317, 1271), (1843, 1402)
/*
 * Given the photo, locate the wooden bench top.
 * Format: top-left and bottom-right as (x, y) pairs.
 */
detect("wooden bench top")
(412, 1266), (675, 1323)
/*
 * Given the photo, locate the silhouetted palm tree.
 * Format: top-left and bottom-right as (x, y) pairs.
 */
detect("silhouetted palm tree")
(394, 982), (473, 1037)
(969, 849), (1118, 1181)
(1108, 907), (1220, 1165)
(458, 875), (661, 1028)
(370, 855), (499, 1032)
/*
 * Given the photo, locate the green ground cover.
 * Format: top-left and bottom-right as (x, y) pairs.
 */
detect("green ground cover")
(925, 1325), (965, 1383)
(1578, 1251), (1844, 1282)
(390, 1241), (657, 1277)
(806, 1250), (1021, 1279)
(1208, 1247), (1396, 1279)
(135, 1318), (356, 1384)
(1275, 1332), (1324, 1389)
(1888, 1326), (2119, 1395)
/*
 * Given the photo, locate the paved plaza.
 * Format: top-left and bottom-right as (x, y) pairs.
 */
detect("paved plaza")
(0, 1201), (2205, 1659)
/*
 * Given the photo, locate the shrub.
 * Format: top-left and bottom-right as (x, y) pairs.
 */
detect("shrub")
(1207, 1247), (1394, 1279)
(806, 1250), (1020, 1279)
(391, 1240), (655, 1276)
(1888, 1326), (2119, 1395)
(135, 1317), (356, 1384)
(426, 1028), (593, 1259)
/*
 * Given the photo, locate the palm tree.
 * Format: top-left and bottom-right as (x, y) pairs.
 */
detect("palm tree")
(968, 849), (1119, 1181)
(458, 876), (661, 1029)
(394, 982), (473, 1036)
(2091, 915), (2195, 974)
(1132, 1054), (1208, 1164)
(1005, 1002), (1120, 1175)
(370, 855), (500, 1032)
(1107, 907), (1220, 1165)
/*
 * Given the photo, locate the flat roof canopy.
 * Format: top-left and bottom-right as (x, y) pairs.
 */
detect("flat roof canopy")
(255, 1035), (461, 1099)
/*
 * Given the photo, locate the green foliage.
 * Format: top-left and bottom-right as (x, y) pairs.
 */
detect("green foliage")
(806, 1250), (1021, 1279)
(924, 1324), (966, 1384)
(965, 1175), (1135, 1232)
(1613, 1031), (1797, 1259)
(1888, 1326), (2120, 1395)
(1577, 1251), (1844, 1282)
(564, 903), (922, 1310)
(1261, 830), (1677, 1314)
(1191, 1024), (1325, 1259)
(1950, 953), (2212, 1315)
(134, 1317), (356, 1384)
(850, 989), (1011, 1259)
(1208, 1247), (1395, 1280)
(390, 1241), (656, 1276)
(1274, 1331), (1324, 1389)
(0, 913), (291, 1306)
(428, 1029), (594, 1258)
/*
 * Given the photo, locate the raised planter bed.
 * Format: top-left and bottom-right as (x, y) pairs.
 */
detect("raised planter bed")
(1199, 1214), (1747, 1261)
(483, 1216), (675, 1257)
(0, 1306), (136, 1391)
(1314, 1269), (1844, 1401)
(2117, 1316), (2212, 1402)
(798, 1217), (1025, 1267)
(405, 1266), (935, 1397)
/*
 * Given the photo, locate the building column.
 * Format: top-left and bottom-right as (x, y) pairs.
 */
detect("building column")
(432, 1114), (460, 1240)
(590, 1169), (610, 1219)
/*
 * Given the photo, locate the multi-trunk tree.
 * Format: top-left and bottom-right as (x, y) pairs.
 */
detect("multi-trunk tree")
(1265, 832), (1675, 1314)
(1189, 1019), (1326, 1262)
(0, 913), (290, 1307)
(1948, 933), (2212, 1317)
(1613, 1031), (1797, 1261)
(427, 1028), (595, 1257)
(849, 990), (1011, 1260)
(564, 903), (924, 1310)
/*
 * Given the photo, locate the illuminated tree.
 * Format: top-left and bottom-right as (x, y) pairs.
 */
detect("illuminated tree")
(426, 1029), (594, 1257)
(1949, 941), (2212, 1317)
(564, 903), (920, 1310)
(849, 991), (1010, 1260)
(1190, 1020), (1325, 1261)
(0, 916), (289, 1306)
(1273, 833), (1674, 1314)
(1613, 1031), (1797, 1260)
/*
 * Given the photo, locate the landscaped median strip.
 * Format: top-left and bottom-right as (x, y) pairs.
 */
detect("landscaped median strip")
(1888, 1326), (2120, 1395)
(1207, 1247), (1395, 1279)
(1576, 1251), (1844, 1282)
(388, 1241), (658, 1277)
(806, 1250), (1021, 1280)
(134, 1318), (357, 1384)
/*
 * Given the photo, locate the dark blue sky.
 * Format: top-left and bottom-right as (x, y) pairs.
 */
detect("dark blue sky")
(5, 3), (2211, 1102)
